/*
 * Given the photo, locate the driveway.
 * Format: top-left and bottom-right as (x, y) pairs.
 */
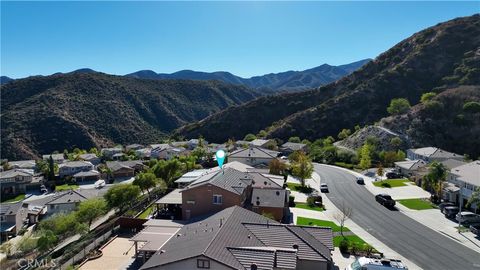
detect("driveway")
(315, 163), (480, 270)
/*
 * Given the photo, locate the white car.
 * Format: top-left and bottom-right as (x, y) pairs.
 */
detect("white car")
(94, 179), (106, 189)
(456, 211), (480, 224)
(320, 183), (329, 193)
(346, 257), (408, 270)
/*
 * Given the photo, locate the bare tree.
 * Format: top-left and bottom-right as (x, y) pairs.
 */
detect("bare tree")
(333, 201), (353, 237)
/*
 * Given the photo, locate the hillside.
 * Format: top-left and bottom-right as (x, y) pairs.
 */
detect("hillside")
(126, 59), (370, 92)
(178, 14), (480, 150)
(1, 73), (260, 159)
(0, 76), (14, 85)
(381, 85), (480, 158)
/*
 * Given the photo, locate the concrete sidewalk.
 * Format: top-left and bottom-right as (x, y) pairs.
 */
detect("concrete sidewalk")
(289, 171), (422, 270)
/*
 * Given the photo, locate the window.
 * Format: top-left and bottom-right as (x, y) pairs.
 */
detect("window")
(197, 259), (210, 269)
(212, 194), (223, 205)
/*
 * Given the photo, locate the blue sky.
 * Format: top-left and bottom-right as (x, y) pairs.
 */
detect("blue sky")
(1, 1), (478, 78)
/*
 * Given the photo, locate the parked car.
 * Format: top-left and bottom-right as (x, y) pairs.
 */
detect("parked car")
(94, 179), (106, 189)
(470, 224), (480, 236)
(438, 202), (455, 212)
(375, 194), (396, 208)
(346, 257), (408, 270)
(320, 183), (329, 193)
(386, 172), (401, 179)
(356, 177), (365, 185)
(443, 206), (460, 218)
(456, 212), (480, 224)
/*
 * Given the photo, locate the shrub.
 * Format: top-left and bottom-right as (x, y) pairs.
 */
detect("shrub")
(387, 98), (411, 115)
(463, 101), (480, 113)
(288, 195), (296, 207)
(307, 196), (316, 207)
(339, 239), (349, 253)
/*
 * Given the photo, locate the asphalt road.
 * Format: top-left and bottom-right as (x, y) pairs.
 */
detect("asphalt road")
(314, 164), (480, 270)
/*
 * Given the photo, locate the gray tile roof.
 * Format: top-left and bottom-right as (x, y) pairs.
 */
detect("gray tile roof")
(59, 161), (93, 168)
(250, 173), (284, 189)
(78, 153), (98, 160)
(106, 160), (143, 171)
(229, 147), (279, 159)
(42, 154), (65, 161)
(185, 167), (252, 195)
(7, 160), (36, 169)
(440, 159), (467, 170)
(229, 247), (297, 270)
(450, 160), (480, 187)
(251, 188), (287, 208)
(0, 169), (34, 179)
(140, 206), (332, 270)
(0, 202), (24, 216)
(281, 142), (307, 151)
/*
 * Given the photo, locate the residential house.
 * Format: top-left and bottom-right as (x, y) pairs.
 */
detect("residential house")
(42, 153), (66, 164)
(406, 147), (463, 163)
(101, 147), (123, 159)
(45, 189), (109, 217)
(151, 144), (172, 159)
(0, 169), (34, 196)
(250, 172), (288, 221)
(7, 160), (36, 170)
(58, 161), (94, 178)
(444, 160), (480, 212)
(234, 140), (250, 149)
(249, 139), (272, 148)
(136, 148), (152, 159)
(181, 167), (253, 220)
(126, 144), (144, 152)
(78, 153), (101, 166)
(73, 170), (100, 182)
(152, 146), (189, 160)
(228, 147), (280, 167)
(280, 142), (309, 155)
(0, 202), (27, 241)
(139, 206), (334, 270)
(187, 139), (208, 150)
(394, 160), (428, 177)
(106, 160), (145, 179)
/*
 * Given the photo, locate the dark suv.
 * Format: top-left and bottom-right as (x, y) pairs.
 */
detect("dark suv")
(375, 194), (396, 208)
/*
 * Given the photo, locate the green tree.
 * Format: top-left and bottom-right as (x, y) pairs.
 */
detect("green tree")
(269, 159), (287, 175)
(76, 198), (107, 227)
(377, 164), (384, 178)
(354, 125), (361, 132)
(426, 161), (447, 201)
(387, 98), (411, 115)
(358, 144), (372, 170)
(257, 130), (267, 138)
(244, 133), (257, 141)
(104, 184), (141, 211)
(133, 172), (159, 197)
(152, 159), (182, 187)
(467, 187), (480, 213)
(291, 152), (314, 186)
(288, 137), (301, 143)
(420, 92), (436, 104)
(390, 137), (402, 150)
(37, 230), (58, 252)
(337, 129), (352, 140)
(47, 156), (58, 182)
(463, 101), (480, 113)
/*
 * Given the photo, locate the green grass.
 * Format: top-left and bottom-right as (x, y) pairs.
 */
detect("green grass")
(373, 179), (411, 188)
(295, 203), (325, 212)
(138, 204), (155, 219)
(1, 194), (26, 203)
(397, 198), (437, 210)
(55, 184), (79, 191)
(333, 235), (368, 247)
(296, 217), (349, 232)
(286, 182), (313, 194)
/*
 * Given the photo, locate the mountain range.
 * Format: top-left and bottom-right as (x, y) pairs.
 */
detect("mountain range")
(178, 14), (480, 157)
(126, 59), (371, 92)
(1, 74), (260, 159)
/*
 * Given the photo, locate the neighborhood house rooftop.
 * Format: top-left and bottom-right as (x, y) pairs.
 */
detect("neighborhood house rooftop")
(450, 160), (480, 186)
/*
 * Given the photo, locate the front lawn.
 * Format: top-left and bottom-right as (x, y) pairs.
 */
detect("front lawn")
(286, 182), (313, 194)
(397, 198), (437, 210)
(1, 194), (26, 203)
(373, 179), (411, 188)
(296, 217), (349, 232)
(333, 235), (367, 247)
(55, 184), (79, 191)
(295, 203), (324, 212)
(138, 204), (155, 219)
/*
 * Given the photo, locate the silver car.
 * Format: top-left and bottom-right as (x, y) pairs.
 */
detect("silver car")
(456, 211), (480, 224)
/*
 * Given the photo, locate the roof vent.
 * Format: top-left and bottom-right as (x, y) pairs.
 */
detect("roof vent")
(276, 191), (280, 196)
(251, 264), (258, 270)
(247, 234), (251, 239)
(256, 201), (260, 206)
(292, 244), (299, 250)
(264, 181), (267, 185)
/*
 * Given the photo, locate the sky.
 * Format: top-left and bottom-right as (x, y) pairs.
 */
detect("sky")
(1, 1), (478, 79)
